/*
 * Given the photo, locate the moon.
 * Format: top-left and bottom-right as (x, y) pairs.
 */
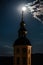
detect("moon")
(22, 7), (26, 11)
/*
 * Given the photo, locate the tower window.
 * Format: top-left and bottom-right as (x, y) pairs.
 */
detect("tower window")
(22, 57), (27, 65)
(16, 48), (20, 54)
(22, 48), (27, 54)
(17, 57), (20, 64)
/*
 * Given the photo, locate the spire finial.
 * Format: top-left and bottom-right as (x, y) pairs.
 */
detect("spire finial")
(22, 11), (24, 21)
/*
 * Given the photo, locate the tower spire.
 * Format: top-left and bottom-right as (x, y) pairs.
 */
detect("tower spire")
(22, 11), (23, 21)
(18, 11), (27, 38)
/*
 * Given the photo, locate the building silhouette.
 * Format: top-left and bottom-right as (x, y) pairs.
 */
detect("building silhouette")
(13, 13), (32, 65)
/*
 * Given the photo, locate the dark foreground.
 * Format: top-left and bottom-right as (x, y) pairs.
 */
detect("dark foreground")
(0, 53), (43, 65)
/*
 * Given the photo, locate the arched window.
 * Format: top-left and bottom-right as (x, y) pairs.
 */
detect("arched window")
(22, 57), (27, 65)
(22, 48), (27, 54)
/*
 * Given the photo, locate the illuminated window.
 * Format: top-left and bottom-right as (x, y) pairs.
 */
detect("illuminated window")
(17, 57), (20, 64)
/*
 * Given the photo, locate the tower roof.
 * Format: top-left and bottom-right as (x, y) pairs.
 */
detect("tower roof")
(14, 37), (31, 46)
(13, 20), (31, 46)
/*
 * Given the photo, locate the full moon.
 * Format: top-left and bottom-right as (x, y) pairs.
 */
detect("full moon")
(22, 7), (26, 11)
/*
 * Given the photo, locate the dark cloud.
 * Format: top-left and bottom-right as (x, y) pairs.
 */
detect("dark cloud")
(0, 44), (13, 56)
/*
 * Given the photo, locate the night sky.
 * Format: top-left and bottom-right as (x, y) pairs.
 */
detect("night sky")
(0, 0), (43, 56)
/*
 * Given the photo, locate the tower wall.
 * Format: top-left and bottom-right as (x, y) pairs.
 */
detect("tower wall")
(27, 46), (32, 65)
(14, 45), (32, 65)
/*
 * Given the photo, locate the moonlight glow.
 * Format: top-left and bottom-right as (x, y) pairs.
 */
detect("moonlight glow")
(22, 7), (26, 11)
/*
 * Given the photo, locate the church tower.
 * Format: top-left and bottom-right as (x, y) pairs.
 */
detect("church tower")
(13, 11), (32, 65)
